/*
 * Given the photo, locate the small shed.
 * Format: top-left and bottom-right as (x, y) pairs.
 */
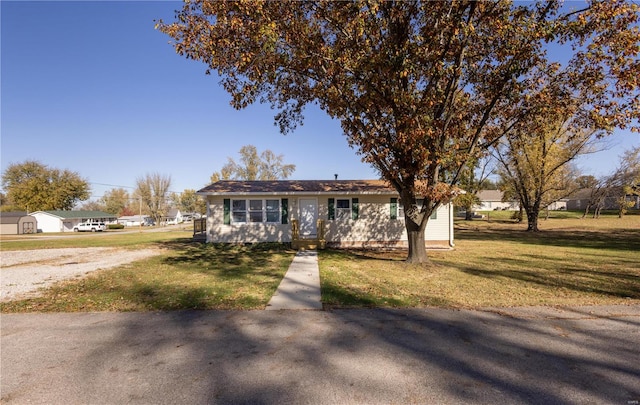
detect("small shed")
(0, 211), (38, 235)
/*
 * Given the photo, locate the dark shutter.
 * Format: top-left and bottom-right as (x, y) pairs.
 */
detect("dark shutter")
(352, 198), (359, 220)
(390, 198), (398, 220)
(281, 198), (288, 224)
(328, 198), (335, 220)
(223, 199), (231, 225)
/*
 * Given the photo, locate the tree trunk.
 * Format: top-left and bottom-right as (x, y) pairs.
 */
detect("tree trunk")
(465, 209), (474, 220)
(405, 216), (428, 263)
(526, 209), (540, 231)
(406, 229), (428, 263)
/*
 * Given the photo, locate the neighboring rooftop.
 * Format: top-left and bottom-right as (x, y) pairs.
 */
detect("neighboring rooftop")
(1, 211), (30, 225)
(477, 190), (504, 201)
(30, 210), (117, 219)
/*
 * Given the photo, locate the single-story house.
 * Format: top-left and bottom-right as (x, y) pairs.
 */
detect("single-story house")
(197, 180), (455, 249)
(117, 215), (154, 227)
(566, 188), (638, 211)
(162, 209), (183, 225)
(474, 190), (518, 211)
(0, 211), (38, 235)
(181, 212), (201, 222)
(29, 210), (117, 233)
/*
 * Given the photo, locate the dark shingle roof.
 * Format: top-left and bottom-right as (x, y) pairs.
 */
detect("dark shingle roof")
(1, 211), (30, 224)
(198, 180), (396, 195)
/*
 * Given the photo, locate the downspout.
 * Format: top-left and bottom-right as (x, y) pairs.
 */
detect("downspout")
(206, 197), (212, 243)
(449, 202), (455, 248)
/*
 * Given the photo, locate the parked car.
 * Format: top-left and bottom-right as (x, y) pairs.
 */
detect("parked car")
(73, 222), (106, 232)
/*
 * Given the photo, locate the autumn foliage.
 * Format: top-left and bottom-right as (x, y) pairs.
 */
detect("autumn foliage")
(158, 0), (639, 262)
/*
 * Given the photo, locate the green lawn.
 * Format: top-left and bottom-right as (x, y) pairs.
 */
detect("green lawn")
(1, 213), (638, 312)
(319, 213), (640, 308)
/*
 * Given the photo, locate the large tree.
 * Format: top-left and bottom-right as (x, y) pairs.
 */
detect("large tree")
(1, 160), (90, 211)
(135, 173), (172, 225)
(170, 189), (207, 215)
(100, 188), (132, 216)
(158, 0), (639, 262)
(211, 145), (295, 182)
(494, 111), (600, 231)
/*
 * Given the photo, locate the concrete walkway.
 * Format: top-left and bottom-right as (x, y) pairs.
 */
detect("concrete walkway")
(266, 250), (322, 310)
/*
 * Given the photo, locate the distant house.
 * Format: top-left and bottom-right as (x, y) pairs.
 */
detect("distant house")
(181, 212), (201, 222)
(117, 215), (154, 227)
(546, 198), (568, 211)
(162, 209), (183, 225)
(197, 180), (455, 249)
(565, 188), (636, 211)
(0, 212), (37, 235)
(29, 210), (117, 233)
(474, 190), (518, 211)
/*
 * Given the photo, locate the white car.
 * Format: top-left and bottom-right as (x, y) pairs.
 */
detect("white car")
(73, 222), (106, 232)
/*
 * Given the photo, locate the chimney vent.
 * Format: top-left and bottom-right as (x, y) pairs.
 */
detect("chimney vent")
(334, 174), (338, 180)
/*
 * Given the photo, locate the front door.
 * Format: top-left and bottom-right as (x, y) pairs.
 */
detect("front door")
(299, 198), (318, 237)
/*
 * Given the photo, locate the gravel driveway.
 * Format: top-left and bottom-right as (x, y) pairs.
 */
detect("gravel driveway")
(0, 247), (163, 302)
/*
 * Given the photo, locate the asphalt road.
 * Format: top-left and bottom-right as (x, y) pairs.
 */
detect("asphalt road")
(2, 305), (639, 404)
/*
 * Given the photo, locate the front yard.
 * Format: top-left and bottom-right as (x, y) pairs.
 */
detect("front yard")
(1, 213), (638, 312)
(320, 215), (639, 308)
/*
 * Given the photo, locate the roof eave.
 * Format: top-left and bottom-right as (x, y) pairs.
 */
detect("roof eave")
(197, 190), (398, 197)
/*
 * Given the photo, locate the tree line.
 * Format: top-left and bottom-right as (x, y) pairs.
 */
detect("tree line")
(0, 145), (295, 224)
(454, 145), (640, 228)
(0, 161), (204, 225)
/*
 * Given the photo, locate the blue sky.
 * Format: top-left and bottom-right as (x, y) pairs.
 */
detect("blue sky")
(2, 1), (638, 201)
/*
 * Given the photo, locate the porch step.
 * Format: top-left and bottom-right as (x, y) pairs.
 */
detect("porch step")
(292, 239), (326, 250)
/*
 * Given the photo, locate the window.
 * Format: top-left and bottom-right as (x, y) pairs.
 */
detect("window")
(232, 200), (247, 223)
(231, 199), (280, 224)
(336, 199), (350, 219)
(249, 199), (263, 222)
(266, 199), (280, 223)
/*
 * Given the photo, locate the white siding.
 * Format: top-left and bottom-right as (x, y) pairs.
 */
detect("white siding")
(207, 196), (291, 243)
(206, 194), (453, 248)
(29, 213), (63, 233)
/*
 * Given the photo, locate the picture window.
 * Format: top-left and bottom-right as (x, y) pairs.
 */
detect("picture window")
(231, 199), (280, 224)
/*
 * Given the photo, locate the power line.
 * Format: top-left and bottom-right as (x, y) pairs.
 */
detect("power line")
(90, 182), (135, 189)
(89, 182), (186, 195)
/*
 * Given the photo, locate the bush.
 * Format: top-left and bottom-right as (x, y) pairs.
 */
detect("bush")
(108, 224), (125, 230)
